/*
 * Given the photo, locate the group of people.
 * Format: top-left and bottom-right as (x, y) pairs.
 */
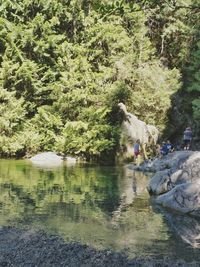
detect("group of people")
(133, 126), (193, 162)
(157, 140), (174, 157)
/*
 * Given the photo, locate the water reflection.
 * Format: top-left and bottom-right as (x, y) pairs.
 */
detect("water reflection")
(111, 168), (148, 228)
(0, 159), (200, 262)
(152, 203), (200, 248)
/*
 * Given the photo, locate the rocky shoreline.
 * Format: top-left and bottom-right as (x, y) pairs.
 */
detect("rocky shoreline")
(132, 151), (200, 216)
(0, 226), (198, 267)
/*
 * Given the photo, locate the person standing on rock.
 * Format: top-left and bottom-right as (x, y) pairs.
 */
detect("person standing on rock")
(133, 139), (140, 163)
(183, 127), (192, 150)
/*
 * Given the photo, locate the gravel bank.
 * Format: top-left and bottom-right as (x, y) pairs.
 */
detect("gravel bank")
(0, 227), (198, 267)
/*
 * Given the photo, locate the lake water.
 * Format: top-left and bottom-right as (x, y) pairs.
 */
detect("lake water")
(0, 159), (200, 263)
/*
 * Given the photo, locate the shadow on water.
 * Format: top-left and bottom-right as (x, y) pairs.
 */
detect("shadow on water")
(0, 159), (200, 263)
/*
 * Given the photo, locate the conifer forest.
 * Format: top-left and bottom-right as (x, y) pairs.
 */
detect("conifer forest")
(0, 0), (200, 160)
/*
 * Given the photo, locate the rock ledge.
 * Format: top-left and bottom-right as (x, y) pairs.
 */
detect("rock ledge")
(139, 151), (200, 216)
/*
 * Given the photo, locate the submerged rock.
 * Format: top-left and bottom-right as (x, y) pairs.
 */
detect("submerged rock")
(152, 204), (200, 248)
(30, 152), (63, 167)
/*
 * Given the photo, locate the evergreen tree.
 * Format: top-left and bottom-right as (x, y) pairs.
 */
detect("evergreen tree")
(0, 0), (198, 159)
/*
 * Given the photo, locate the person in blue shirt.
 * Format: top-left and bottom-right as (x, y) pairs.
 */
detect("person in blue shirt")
(160, 141), (168, 156)
(166, 140), (174, 153)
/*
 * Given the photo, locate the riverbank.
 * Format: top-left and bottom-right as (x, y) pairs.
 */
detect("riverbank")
(0, 226), (198, 267)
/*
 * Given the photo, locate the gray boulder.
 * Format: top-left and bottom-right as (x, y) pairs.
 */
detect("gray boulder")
(156, 181), (200, 216)
(30, 152), (63, 167)
(147, 169), (172, 195)
(146, 151), (200, 216)
(138, 151), (193, 172)
(147, 151), (200, 195)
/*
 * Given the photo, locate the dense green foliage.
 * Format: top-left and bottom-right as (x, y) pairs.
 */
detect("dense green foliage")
(0, 0), (199, 159)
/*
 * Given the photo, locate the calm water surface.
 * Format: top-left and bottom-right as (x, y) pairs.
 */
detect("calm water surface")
(0, 159), (200, 262)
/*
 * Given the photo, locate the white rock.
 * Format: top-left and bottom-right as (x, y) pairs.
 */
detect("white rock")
(65, 156), (77, 163)
(30, 152), (63, 167)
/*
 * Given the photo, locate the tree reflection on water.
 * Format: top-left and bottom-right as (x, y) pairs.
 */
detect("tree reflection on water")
(0, 159), (200, 262)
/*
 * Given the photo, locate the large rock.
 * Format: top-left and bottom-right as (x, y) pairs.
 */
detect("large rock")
(144, 151), (200, 216)
(30, 152), (63, 167)
(156, 182), (200, 216)
(147, 151), (200, 195)
(147, 169), (172, 195)
(138, 150), (194, 173)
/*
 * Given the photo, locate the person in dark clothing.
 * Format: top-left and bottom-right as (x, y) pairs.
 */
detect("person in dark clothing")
(183, 127), (192, 150)
(166, 140), (174, 153)
(160, 141), (168, 156)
